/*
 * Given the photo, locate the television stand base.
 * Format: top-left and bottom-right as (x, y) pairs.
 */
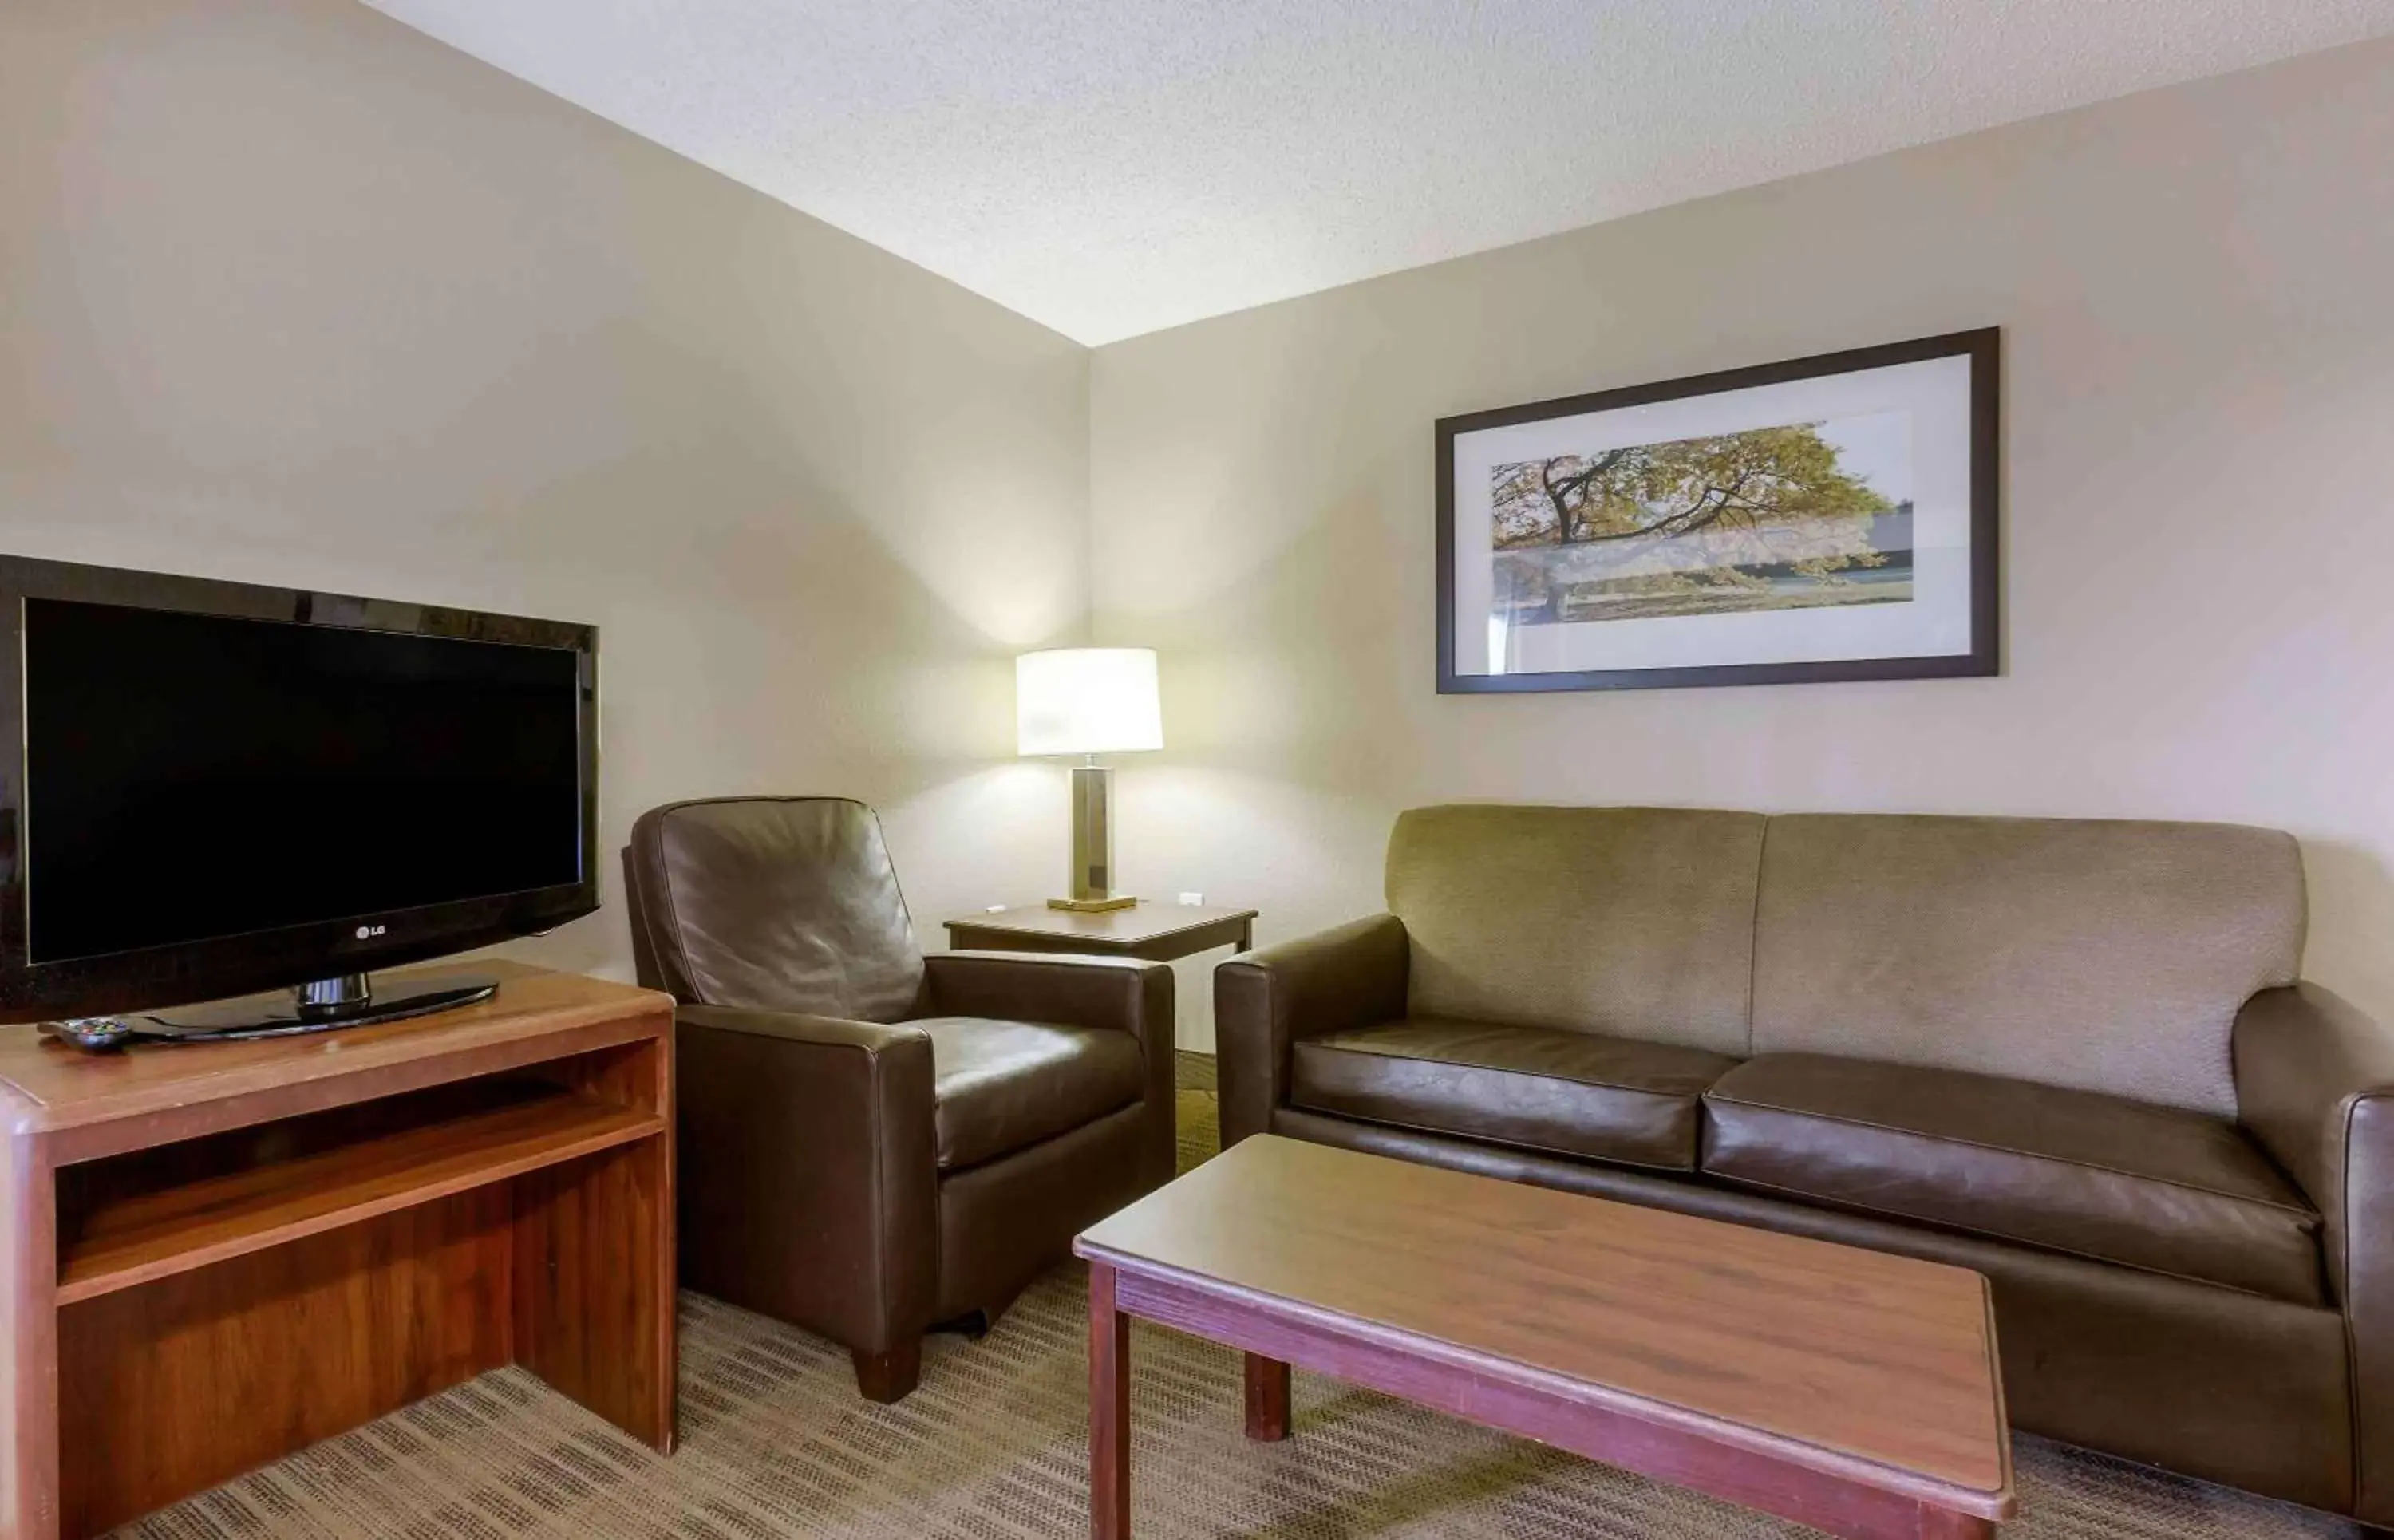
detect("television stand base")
(0, 965), (675, 1536)
(45, 973), (499, 1052)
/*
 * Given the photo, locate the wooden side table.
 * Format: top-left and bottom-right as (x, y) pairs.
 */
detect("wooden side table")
(942, 902), (1257, 963)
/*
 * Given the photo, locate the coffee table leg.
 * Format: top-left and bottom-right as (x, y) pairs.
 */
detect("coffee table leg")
(1090, 1262), (1132, 1539)
(1244, 1353), (1290, 1441)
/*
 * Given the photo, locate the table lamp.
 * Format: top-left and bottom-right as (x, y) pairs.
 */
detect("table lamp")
(1016, 647), (1162, 912)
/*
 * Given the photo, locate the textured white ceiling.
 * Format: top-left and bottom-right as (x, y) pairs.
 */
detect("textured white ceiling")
(361, 1), (2394, 344)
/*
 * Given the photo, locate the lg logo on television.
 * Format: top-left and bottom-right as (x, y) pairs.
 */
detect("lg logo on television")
(354, 924), (387, 939)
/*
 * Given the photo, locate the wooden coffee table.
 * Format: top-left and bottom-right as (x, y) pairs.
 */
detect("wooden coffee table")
(1074, 1135), (2013, 1539)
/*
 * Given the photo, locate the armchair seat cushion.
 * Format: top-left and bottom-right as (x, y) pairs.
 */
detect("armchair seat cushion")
(1289, 1017), (1740, 1171)
(1703, 1053), (2324, 1303)
(916, 1017), (1146, 1171)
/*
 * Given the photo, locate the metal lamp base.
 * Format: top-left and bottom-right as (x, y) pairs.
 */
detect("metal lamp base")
(1053, 760), (1136, 911)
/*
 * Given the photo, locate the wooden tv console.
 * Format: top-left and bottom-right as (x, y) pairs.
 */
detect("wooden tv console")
(0, 962), (675, 1538)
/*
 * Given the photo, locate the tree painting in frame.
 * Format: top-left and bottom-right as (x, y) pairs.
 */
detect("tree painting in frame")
(1436, 329), (1998, 693)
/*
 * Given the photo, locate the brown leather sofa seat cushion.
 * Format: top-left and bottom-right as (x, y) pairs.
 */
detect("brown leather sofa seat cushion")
(916, 1018), (1145, 1171)
(1290, 1018), (1740, 1172)
(1702, 1054), (2324, 1304)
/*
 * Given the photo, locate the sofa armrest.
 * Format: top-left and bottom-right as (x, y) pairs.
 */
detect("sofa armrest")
(676, 1005), (938, 1354)
(1214, 914), (1409, 1148)
(921, 950), (1178, 1187)
(2237, 984), (2394, 1297)
(2235, 982), (2394, 1521)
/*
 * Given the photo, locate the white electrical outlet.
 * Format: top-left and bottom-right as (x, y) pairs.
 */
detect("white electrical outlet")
(1178, 891), (1204, 906)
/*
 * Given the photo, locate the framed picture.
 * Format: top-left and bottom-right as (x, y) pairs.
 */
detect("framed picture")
(1436, 328), (1998, 693)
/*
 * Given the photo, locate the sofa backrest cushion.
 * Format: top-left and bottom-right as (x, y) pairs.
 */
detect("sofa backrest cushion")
(1750, 814), (2304, 1117)
(1385, 805), (1765, 1056)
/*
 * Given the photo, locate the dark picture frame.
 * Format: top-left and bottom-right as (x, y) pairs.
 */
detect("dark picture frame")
(1436, 328), (1999, 693)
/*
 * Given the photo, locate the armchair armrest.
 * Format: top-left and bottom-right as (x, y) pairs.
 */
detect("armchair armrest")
(923, 950), (1173, 1045)
(675, 1005), (938, 1355)
(2235, 982), (2394, 1522)
(1214, 914), (1409, 1148)
(922, 950), (1177, 1187)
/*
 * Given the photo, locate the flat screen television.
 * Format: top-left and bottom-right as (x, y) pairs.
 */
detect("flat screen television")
(0, 555), (599, 1039)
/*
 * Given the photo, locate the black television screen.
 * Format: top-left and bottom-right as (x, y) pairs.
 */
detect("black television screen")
(0, 557), (598, 1024)
(22, 598), (585, 964)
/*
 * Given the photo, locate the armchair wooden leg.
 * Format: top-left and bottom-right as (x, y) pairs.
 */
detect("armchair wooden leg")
(852, 1339), (922, 1403)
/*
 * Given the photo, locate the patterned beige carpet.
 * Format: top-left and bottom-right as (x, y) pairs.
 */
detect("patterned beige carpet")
(120, 1058), (2356, 1538)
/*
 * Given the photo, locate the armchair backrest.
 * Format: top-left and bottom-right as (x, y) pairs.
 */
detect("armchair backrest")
(623, 796), (926, 1022)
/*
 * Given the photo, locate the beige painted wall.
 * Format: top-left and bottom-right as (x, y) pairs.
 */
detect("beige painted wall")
(1090, 41), (2394, 1049)
(1, 0), (1092, 983)
(10, 6), (2388, 1044)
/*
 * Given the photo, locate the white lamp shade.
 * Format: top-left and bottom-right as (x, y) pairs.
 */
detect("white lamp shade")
(1016, 648), (1163, 756)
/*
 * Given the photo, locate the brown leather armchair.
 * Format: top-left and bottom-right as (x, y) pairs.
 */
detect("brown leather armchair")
(623, 796), (1175, 1402)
